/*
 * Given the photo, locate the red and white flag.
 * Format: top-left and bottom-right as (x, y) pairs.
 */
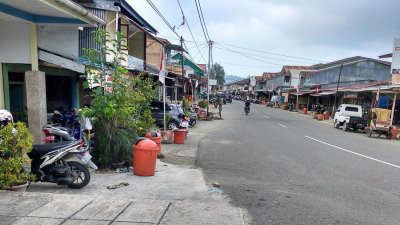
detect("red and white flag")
(195, 76), (198, 88)
(316, 86), (319, 93)
(158, 51), (165, 84)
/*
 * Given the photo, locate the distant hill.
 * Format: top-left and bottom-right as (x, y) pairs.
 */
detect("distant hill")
(225, 75), (244, 84)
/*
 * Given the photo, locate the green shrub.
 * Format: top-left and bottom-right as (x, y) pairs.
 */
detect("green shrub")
(198, 99), (207, 109)
(0, 122), (35, 189)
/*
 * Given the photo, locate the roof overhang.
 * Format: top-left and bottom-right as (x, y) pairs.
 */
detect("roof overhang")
(39, 49), (85, 73)
(0, 0), (105, 26)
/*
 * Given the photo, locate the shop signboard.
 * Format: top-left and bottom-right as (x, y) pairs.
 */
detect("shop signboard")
(391, 39), (400, 84)
(209, 79), (217, 86)
(344, 92), (358, 98)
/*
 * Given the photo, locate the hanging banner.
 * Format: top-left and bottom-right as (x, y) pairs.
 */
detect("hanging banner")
(284, 93), (289, 102)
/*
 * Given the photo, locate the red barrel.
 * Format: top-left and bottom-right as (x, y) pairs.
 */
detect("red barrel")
(323, 111), (329, 120)
(133, 139), (158, 176)
(174, 129), (186, 144)
(317, 114), (323, 120)
(303, 108), (307, 114)
(282, 105), (287, 110)
(392, 126), (398, 139)
(145, 131), (162, 153)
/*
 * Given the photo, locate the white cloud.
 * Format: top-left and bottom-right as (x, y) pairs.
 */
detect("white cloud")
(128, 0), (400, 77)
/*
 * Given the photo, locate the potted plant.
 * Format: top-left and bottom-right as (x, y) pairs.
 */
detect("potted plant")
(161, 113), (173, 141)
(198, 99), (207, 118)
(0, 122), (36, 191)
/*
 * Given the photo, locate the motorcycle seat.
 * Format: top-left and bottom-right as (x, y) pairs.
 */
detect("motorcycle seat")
(30, 141), (76, 157)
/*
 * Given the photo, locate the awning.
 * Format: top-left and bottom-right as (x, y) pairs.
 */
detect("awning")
(38, 50), (85, 73)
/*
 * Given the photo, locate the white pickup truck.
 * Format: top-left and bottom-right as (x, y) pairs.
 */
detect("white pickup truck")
(333, 104), (367, 131)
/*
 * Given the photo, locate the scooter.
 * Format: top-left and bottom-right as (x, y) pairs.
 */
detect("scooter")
(43, 111), (93, 151)
(27, 140), (97, 189)
(244, 106), (250, 115)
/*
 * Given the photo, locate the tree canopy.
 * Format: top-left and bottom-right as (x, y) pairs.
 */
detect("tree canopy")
(210, 63), (225, 86)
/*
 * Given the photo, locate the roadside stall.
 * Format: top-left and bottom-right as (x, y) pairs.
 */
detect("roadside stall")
(366, 108), (393, 139)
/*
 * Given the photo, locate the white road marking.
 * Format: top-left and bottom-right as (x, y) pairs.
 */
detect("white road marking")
(305, 136), (400, 169)
(264, 115), (269, 119)
(278, 123), (287, 128)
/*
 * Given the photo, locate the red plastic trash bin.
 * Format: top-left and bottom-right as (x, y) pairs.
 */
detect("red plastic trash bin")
(174, 129), (186, 144)
(392, 126), (398, 139)
(133, 138), (158, 176)
(145, 131), (162, 153)
(323, 111), (329, 120)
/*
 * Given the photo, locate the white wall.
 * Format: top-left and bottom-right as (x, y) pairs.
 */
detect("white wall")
(38, 25), (79, 59)
(0, 22), (31, 64)
(291, 73), (300, 88)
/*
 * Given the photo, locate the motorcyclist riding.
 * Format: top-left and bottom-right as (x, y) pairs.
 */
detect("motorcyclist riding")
(244, 100), (251, 114)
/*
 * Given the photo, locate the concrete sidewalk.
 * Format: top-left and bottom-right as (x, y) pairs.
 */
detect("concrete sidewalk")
(0, 191), (244, 225)
(0, 108), (246, 225)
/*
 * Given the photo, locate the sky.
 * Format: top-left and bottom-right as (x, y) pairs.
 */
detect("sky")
(129, 0), (400, 78)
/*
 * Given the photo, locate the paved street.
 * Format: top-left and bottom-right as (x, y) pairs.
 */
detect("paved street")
(198, 101), (400, 225)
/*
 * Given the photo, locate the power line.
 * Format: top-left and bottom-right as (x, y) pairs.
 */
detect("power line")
(146, 0), (180, 38)
(214, 41), (325, 63)
(176, 0), (207, 64)
(195, 0), (210, 43)
(214, 45), (283, 66)
(196, 0), (210, 41)
(219, 62), (282, 68)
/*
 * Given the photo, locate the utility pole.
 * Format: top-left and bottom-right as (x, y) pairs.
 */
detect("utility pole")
(206, 40), (212, 117)
(180, 36), (185, 95)
(333, 64), (344, 112)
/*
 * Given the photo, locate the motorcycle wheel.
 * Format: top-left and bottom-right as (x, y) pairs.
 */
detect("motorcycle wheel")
(189, 119), (196, 126)
(67, 161), (90, 189)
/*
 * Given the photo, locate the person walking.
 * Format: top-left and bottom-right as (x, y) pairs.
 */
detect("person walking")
(218, 98), (223, 118)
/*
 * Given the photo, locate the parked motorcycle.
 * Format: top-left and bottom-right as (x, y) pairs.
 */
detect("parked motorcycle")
(43, 111), (93, 151)
(244, 106), (250, 115)
(27, 140), (97, 189)
(287, 102), (294, 111)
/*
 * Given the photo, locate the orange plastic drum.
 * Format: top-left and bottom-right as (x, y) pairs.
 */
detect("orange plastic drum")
(145, 131), (162, 153)
(133, 139), (158, 176)
(303, 108), (307, 114)
(317, 114), (323, 120)
(392, 126), (398, 139)
(282, 105), (287, 110)
(323, 111), (329, 120)
(174, 129), (186, 144)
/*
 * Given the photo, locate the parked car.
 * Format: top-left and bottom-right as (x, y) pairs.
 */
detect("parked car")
(333, 104), (367, 131)
(150, 101), (184, 129)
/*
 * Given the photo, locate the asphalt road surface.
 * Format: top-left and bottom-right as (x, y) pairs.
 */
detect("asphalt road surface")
(198, 100), (400, 225)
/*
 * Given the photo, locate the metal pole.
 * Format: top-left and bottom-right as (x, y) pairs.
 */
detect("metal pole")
(296, 85), (299, 111)
(163, 82), (166, 133)
(307, 94), (310, 111)
(333, 64), (344, 111)
(206, 41), (211, 116)
(390, 94), (397, 126)
(180, 36), (185, 96)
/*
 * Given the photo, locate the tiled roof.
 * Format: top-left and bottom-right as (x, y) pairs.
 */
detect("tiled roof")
(262, 72), (280, 79)
(281, 66), (313, 75)
(255, 76), (263, 82)
(197, 64), (207, 71)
